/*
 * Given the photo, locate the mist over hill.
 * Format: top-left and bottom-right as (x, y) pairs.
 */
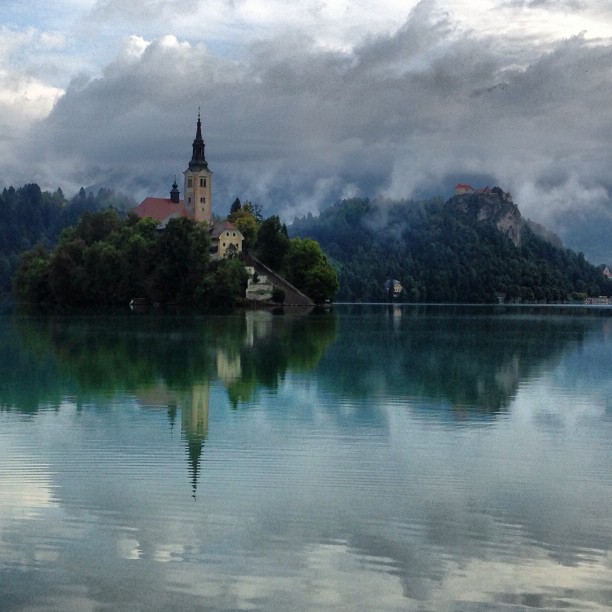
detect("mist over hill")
(290, 189), (612, 303)
(3, 180), (611, 306)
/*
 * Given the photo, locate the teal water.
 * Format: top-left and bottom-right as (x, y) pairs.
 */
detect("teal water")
(1, 305), (611, 611)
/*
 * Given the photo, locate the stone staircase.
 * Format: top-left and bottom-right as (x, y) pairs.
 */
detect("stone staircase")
(243, 253), (314, 306)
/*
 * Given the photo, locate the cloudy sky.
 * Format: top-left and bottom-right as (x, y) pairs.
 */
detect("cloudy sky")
(2, 0), (612, 260)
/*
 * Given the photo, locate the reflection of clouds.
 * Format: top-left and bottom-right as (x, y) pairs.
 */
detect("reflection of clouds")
(1, 313), (611, 610)
(117, 537), (142, 560)
(350, 374), (612, 599)
(154, 538), (612, 610)
(0, 472), (56, 517)
(230, 541), (405, 610)
(160, 541), (407, 611)
(0, 418), (62, 580)
(0, 432), (57, 520)
(298, 542), (405, 610)
(430, 555), (612, 611)
(152, 543), (185, 563)
(514, 379), (609, 430)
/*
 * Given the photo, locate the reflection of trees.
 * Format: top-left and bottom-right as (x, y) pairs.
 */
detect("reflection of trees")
(318, 305), (602, 415)
(6, 315), (213, 408)
(4, 309), (337, 494)
(9, 310), (337, 406)
(0, 315), (69, 413)
(225, 310), (338, 407)
(3, 306), (600, 420)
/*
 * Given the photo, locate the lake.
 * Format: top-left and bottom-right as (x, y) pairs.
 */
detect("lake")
(1, 304), (611, 611)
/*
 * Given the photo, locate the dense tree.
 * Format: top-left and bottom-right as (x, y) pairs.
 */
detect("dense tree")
(284, 238), (338, 303)
(229, 197), (242, 217)
(199, 258), (249, 312)
(249, 215), (338, 304)
(15, 210), (247, 310)
(290, 196), (612, 303)
(227, 198), (266, 250)
(234, 213), (259, 250)
(13, 245), (52, 304)
(228, 204), (259, 250)
(255, 215), (290, 270)
(227, 196), (341, 303)
(0, 183), (135, 295)
(150, 217), (212, 304)
(12, 185), (339, 308)
(242, 201), (263, 223)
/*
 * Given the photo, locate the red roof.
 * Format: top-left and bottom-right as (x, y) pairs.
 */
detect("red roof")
(455, 183), (473, 190)
(133, 197), (190, 224)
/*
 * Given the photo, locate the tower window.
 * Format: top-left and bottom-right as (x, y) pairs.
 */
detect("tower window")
(200, 197), (205, 203)
(187, 177), (193, 188)
(200, 177), (207, 187)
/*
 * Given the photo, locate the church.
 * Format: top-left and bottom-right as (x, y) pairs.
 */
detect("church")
(133, 113), (244, 259)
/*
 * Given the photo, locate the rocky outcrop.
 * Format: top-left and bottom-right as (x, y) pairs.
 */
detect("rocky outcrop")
(449, 187), (522, 246)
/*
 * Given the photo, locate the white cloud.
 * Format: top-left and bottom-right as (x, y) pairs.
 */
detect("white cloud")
(2, 0), (612, 259)
(0, 27), (65, 155)
(0, 71), (62, 123)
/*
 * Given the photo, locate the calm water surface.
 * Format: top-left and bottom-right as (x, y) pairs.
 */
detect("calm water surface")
(1, 305), (611, 611)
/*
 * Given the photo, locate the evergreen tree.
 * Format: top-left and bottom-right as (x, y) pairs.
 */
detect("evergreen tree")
(255, 215), (290, 270)
(290, 196), (612, 303)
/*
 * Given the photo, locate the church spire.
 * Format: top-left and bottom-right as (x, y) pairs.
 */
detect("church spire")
(170, 176), (180, 203)
(183, 110), (213, 223)
(188, 111), (208, 171)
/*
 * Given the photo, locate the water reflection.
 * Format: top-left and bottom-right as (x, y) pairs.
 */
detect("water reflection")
(319, 304), (607, 415)
(2, 306), (609, 496)
(8, 310), (338, 404)
(1, 306), (611, 610)
(5, 306), (606, 419)
(4, 310), (337, 497)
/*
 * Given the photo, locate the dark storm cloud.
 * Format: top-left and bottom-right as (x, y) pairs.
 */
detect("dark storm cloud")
(15, 1), (612, 260)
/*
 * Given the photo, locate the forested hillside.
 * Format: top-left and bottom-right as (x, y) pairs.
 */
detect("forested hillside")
(290, 194), (612, 303)
(0, 184), (134, 294)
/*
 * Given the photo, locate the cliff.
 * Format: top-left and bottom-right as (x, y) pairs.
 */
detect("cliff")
(448, 187), (522, 247)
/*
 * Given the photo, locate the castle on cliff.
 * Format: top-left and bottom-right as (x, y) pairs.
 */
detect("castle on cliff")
(454, 183), (513, 201)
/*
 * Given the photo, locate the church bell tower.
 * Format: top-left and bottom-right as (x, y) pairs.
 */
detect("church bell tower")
(183, 112), (213, 224)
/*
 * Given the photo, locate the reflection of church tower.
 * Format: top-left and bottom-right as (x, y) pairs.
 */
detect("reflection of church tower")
(181, 384), (210, 498)
(183, 112), (213, 223)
